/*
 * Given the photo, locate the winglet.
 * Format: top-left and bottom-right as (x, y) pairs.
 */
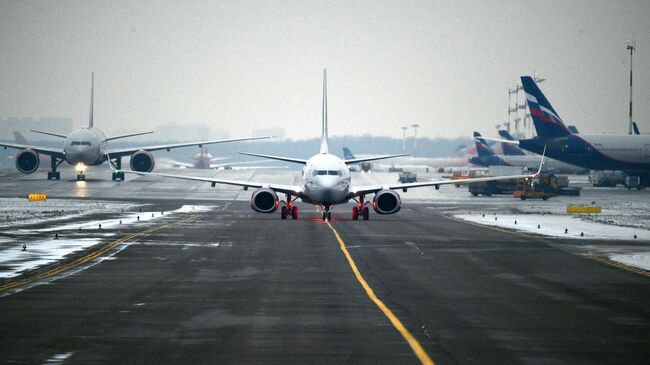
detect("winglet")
(89, 72), (94, 128)
(534, 145), (546, 176)
(320, 69), (329, 154)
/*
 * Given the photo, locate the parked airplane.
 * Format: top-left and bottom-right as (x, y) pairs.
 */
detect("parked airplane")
(0, 74), (272, 181)
(509, 76), (650, 185)
(116, 70), (540, 221)
(497, 130), (526, 156)
(470, 132), (583, 173)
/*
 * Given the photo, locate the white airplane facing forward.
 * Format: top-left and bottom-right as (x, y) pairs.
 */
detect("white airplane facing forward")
(117, 70), (541, 221)
(0, 73), (272, 181)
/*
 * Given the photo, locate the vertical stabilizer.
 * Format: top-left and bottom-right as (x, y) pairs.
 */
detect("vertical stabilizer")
(320, 69), (329, 154)
(520, 76), (571, 139)
(89, 72), (94, 128)
(473, 132), (496, 157)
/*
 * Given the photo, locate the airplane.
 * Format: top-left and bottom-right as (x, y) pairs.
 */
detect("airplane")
(343, 147), (373, 172)
(114, 70), (540, 221)
(470, 132), (583, 173)
(0, 74), (272, 181)
(167, 145), (279, 170)
(498, 76), (650, 186)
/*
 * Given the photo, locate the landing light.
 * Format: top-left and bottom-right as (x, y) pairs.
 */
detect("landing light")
(75, 163), (87, 172)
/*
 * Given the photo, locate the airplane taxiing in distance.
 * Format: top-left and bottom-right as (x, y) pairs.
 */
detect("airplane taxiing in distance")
(0, 74), (272, 181)
(116, 70), (541, 221)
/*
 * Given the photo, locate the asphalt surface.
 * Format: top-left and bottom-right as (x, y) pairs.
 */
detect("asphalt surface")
(1, 200), (650, 364)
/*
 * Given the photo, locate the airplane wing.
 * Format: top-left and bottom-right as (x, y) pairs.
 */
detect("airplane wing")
(107, 136), (273, 158)
(119, 170), (302, 196)
(351, 148), (545, 196)
(343, 153), (409, 164)
(0, 141), (65, 158)
(238, 152), (308, 164)
(350, 172), (535, 196)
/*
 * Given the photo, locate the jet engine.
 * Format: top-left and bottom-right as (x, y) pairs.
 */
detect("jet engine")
(130, 150), (155, 172)
(250, 188), (279, 213)
(15, 149), (40, 174)
(372, 189), (401, 214)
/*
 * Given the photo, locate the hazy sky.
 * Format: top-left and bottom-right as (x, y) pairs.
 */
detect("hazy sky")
(1, 0), (649, 140)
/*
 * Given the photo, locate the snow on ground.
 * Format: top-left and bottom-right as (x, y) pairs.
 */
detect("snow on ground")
(454, 213), (650, 241)
(455, 213), (650, 272)
(0, 198), (137, 228)
(609, 253), (650, 271)
(0, 205), (214, 279)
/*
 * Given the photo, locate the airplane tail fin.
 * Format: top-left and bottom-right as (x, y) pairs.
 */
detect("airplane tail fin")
(14, 131), (29, 144)
(498, 130), (515, 140)
(320, 69), (329, 154)
(89, 72), (94, 128)
(342, 147), (355, 160)
(567, 125), (580, 134)
(473, 132), (496, 157)
(520, 76), (571, 139)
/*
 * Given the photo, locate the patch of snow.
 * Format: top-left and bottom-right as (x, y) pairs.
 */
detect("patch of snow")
(454, 213), (650, 241)
(609, 253), (650, 271)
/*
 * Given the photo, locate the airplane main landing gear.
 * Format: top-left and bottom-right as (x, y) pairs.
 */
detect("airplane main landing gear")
(281, 195), (298, 220)
(47, 157), (63, 180)
(112, 171), (125, 181)
(111, 157), (124, 181)
(352, 196), (370, 221)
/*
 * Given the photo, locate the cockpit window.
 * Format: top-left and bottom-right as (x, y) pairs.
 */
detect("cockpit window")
(315, 170), (342, 176)
(71, 141), (91, 146)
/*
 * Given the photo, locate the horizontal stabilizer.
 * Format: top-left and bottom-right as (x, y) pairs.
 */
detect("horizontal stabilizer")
(343, 153), (409, 165)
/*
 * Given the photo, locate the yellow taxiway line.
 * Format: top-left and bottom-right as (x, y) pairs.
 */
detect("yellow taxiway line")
(0, 214), (198, 294)
(326, 221), (435, 365)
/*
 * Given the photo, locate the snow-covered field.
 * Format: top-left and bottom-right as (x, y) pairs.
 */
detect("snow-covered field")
(0, 205), (214, 279)
(0, 198), (137, 228)
(454, 213), (650, 241)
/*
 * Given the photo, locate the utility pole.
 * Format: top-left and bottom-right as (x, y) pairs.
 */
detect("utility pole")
(411, 123), (419, 157)
(627, 40), (636, 135)
(401, 126), (408, 152)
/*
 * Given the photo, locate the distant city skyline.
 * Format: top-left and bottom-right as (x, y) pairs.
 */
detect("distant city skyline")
(1, 1), (648, 140)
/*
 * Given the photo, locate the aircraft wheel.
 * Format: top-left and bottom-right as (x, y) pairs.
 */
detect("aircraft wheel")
(352, 206), (359, 220)
(281, 206), (288, 220)
(362, 207), (369, 220)
(291, 206), (298, 220)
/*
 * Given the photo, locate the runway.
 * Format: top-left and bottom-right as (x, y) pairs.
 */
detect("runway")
(1, 199), (649, 364)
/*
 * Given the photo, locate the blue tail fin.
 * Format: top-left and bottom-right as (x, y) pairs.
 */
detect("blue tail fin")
(498, 130), (514, 140)
(520, 76), (571, 139)
(473, 132), (496, 157)
(342, 147), (355, 160)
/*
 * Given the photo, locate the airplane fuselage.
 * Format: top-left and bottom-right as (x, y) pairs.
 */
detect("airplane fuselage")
(302, 153), (351, 206)
(520, 134), (650, 173)
(63, 127), (107, 166)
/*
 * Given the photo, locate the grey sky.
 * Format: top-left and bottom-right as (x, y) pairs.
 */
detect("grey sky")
(1, 0), (649, 140)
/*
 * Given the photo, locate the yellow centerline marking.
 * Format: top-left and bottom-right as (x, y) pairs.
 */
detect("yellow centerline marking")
(584, 253), (650, 278)
(325, 221), (435, 365)
(0, 214), (198, 294)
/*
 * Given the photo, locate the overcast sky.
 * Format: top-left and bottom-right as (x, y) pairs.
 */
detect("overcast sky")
(1, 0), (649, 140)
